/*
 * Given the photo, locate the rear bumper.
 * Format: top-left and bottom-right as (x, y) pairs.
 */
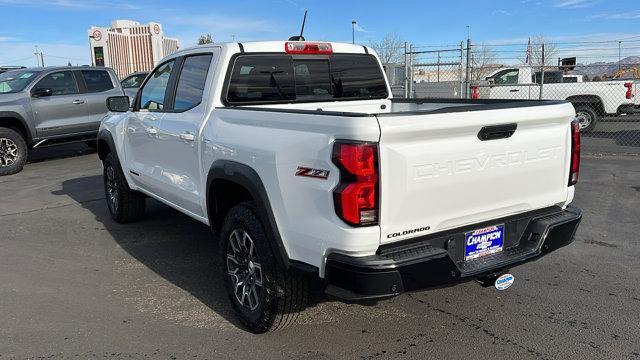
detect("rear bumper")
(325, 206), (582, 301)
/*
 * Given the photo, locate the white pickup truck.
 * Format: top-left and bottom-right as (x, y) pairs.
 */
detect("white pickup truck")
(97, 41), (583, 333)
(474, 66), (639, 132)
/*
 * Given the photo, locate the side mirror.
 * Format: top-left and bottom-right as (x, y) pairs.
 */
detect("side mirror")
(32, 88), (53, 98)
(106, 96), (130, 112)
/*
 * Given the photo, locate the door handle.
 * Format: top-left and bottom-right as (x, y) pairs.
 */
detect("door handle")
(146, 128), (158, 135)
(72, 99), (85, 104)
(509, 89), (520, 93)
(179, 132), (195, 142)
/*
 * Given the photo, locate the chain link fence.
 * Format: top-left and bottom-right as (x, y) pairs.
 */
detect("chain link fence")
(385, 39), (640, 156)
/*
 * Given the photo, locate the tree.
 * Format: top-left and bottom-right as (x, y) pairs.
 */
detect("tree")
(471, 44), (497, 81)
(369, 32), (405, 64)
(198, 33), (213, 45)
(524, 35), (558, 67)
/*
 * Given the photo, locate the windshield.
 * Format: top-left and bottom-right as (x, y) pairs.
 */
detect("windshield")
(0, 70), (41, 94)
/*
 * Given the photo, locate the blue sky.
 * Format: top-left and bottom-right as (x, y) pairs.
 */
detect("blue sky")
(0, 0), (639, 67)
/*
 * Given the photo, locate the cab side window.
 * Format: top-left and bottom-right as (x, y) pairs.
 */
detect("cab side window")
(34, 71), (78, 95)
(139, 60), (175, 111)
(173, 54), (212, 111)
(81, 70), (114, 93)
(494, 69), (519, 85)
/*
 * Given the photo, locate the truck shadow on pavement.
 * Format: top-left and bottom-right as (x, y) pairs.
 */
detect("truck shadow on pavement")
(54, 175), (248, 330)
(28, 143), (96, 164)
(54, 175), (327, 331)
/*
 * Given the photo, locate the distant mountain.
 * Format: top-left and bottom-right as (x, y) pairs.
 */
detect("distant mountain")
(572, 56), (640, 79)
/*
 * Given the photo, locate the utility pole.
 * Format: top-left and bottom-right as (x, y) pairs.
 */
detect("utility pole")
(34, 46), (44, 67)
(351, 21), (356, 44)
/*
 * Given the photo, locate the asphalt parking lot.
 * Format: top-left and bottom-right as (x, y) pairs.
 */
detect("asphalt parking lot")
(1, 144), (639, 360)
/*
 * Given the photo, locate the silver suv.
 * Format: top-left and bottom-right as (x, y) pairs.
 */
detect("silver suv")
(0, 66), (124, 175)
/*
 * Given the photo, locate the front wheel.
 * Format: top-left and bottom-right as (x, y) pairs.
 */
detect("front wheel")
(0, 127), (28, 176)
(573, 105), (598, 133)
(221, 203), (307, 333)
(103, 153), (146, 223)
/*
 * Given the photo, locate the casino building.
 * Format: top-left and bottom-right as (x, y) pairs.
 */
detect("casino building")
(88, 20), (180, 79)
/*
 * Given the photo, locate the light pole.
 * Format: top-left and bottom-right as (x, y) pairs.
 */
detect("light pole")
(618, 41), (622, 71)
(352, 21), (356, 44)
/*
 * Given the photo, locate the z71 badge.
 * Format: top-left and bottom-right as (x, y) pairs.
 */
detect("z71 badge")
(295, 166), (330, 180)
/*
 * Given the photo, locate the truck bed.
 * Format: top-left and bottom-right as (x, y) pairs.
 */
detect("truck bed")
(221, 98), (576, 245)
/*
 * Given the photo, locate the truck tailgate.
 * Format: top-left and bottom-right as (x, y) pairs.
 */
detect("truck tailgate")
(376, 102), (575, 244)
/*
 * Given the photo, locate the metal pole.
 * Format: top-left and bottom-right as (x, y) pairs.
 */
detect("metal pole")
(409, 44), (414, 98)
(404, 42), (409, 98)
(437, 51), (440, 82)
(352, 21), (356, 44)
(539, 43), (545, 100)
(465, 38), (472, 99)
(459, 42), (464, 99)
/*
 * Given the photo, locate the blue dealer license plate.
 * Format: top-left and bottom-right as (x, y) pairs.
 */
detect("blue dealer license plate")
(464, 225), (505, 261)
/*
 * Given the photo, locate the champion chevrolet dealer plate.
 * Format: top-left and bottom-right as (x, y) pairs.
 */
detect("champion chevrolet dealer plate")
(464, 225), (505, 261)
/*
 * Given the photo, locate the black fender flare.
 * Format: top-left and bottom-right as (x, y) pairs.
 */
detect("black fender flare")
(206, 160), (291, 269)
(96, 129), (121, 164)
(0, 111), (33, 144)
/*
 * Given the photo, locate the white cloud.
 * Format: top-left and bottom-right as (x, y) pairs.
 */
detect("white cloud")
(0, 0), (139, 10)
(553, 0), (595, 8)
(591, 11), (640, 20)
(0, 41), (89, 67)
(353, 23), (371, 33)
(492, 9), (512, 16)
(164, 14), (282, 44)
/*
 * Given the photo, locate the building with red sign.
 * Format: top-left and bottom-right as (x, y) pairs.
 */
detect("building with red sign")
(88, 20), (179, 79)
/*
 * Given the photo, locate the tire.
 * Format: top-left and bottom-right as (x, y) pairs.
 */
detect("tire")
(0, 127), (28, 176)
(221, 203), (307, 333)
(573, 105), (598, 133)
(85, 140), (98, 150)
(103, 153), (146, 223)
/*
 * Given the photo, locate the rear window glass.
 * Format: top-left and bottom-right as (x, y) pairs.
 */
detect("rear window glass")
(226, 54), (387, 104)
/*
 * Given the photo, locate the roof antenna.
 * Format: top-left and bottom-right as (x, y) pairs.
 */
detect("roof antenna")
(288, 10), (307, 41)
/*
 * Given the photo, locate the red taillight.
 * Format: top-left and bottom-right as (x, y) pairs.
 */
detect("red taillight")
(471, 85), (480, 99)
(569, 120), (580, 186)
(332, 142), (379, 226)
(624, 82), (633, 100)
(285, 42), (333, 55)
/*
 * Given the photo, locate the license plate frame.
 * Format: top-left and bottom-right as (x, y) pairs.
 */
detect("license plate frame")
(464, 224), (505, 261)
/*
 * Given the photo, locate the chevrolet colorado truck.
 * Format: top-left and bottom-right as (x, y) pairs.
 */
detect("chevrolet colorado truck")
(0, 66), (124, 175)
(97, 41), (583, 333)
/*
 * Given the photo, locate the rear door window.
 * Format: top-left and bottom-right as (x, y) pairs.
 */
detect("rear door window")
(81, 70), (114, 93)
(225, 54), (387, 104)
(173, 54), (213, 111)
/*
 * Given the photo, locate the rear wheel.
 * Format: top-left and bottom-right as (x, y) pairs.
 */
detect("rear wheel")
(0, 127), (27, 176)
(573, 105), (598, 133)
(221, 203), (307, 333)
(103, 153), (146, 223)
